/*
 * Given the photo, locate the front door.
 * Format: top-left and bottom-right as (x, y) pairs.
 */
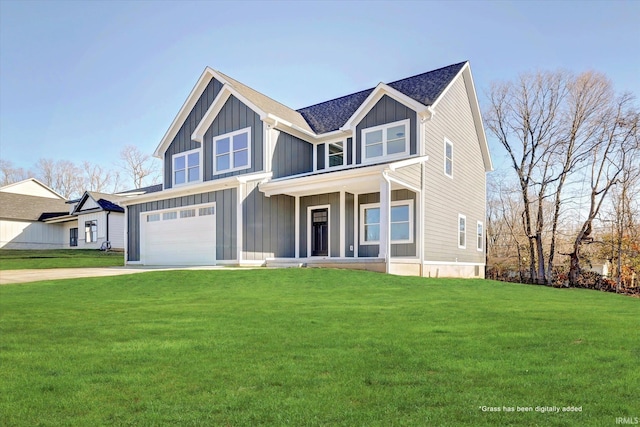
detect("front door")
(311, 208), (329, 256)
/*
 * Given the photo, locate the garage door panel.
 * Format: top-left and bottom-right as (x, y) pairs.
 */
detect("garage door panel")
(142, 209), (216, 265)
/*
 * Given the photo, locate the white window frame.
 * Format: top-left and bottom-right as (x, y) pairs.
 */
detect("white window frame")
(172, 148), (202, 187)
(458, 214), (466, 249)
(213, 127), (252, 174)
(361, 119), (410, 164)
(326, 140), (346, 168)
(359, 200), (414, 245)
(85, 220), (97, 243)
(444, 138), (453, 178)
(477, 221), (484, 252)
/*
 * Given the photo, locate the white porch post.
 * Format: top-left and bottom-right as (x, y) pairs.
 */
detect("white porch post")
(294, 195), (300, 259)
(237, 182), (245, 263)
(340, 190), (345, 257)
(379, 174), (391, 272)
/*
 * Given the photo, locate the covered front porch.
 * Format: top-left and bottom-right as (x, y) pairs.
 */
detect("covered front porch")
(259, 157), (427, 274)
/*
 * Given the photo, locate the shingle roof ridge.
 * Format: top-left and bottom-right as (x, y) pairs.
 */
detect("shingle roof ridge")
(386, 60), (467, 87)
(296, 87), (375, 112)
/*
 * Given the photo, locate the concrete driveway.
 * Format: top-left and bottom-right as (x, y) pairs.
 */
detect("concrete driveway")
(0, 266), (225, 285)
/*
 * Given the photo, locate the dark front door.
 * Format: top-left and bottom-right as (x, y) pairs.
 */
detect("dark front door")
(70, 228), (78, 247)
(311, 208), (329, 257)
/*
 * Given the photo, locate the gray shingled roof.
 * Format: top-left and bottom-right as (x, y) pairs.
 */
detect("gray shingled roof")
(0, 192), (69, 221)
(296, 61), (467, 134)
(118, 184), (163, 195)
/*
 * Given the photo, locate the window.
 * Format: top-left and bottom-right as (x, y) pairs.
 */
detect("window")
(458, 214), (466, 249)
(214, 127), (251, 173)
(444, 139), (453, 178)
(173, 149), (201, 186)
(327, 141), (344, 167)
(180, 209), (196, 218)
(360, 200), (414, 245)
(362, 119), (409, 162)
(163, 211), (177, 220)
(477, 221), (484, 251)
(69, 228), (78, 247)
(147, 213), (160, 222)
(199, 206), (215, 216)
(85, 220), (97, 243)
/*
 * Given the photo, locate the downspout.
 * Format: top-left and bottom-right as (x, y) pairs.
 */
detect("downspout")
(106, 211), (110, 244)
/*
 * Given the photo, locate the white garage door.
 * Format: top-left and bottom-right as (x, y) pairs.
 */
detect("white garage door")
(141, 205), (216, 265)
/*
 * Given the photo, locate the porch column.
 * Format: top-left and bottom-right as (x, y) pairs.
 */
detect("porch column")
(339, 190), (345, 257)
(237, 182), (245, 263)
(379, 175), (391, 269)
(294, 195), (300, 259)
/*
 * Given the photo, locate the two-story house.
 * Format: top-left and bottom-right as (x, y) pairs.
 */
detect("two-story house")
(121, 61), (492, 277)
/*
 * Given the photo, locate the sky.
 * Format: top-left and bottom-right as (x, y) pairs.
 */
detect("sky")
(1, 0), (639, 177)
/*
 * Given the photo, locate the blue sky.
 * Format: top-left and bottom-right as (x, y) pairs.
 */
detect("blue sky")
(1, 0), (638, 174)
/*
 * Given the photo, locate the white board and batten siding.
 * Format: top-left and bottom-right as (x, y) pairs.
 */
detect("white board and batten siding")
(139, 204), (216, 265)
(422, 73), (486, 273)
(76, 211), (124, 250)
(0, 220), (64, 249)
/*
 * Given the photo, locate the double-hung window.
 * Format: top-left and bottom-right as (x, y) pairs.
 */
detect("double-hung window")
(214, 127), (251, 174)
(444, 139), (453, 178)
(360, 200), (414, 245)
(362, 119), (410, 163)
(85, 220), (97, 243)
(458, 214), (466, 249)
(173, 148), (201, 186)
(477, 221), (484, 251)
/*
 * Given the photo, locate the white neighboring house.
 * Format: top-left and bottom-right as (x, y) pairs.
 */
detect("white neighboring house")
(0, 178), (133, 250)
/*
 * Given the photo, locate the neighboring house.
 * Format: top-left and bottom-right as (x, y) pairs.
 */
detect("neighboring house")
(0, 179), (70, 249)
(0, 178), (148, 250)
(121, 61), (493, 277)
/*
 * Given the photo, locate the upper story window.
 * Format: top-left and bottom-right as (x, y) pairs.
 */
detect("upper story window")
(214, 127), (251, 174)
(362, 119), (410, 163)
(444, 139), (453, 178)
(327, 141), (345, 167)
(458, 214), (466, 249)
(173, 148), (201, 187)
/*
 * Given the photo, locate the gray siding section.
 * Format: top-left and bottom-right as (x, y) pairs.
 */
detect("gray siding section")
(164, 78), (223, 189)
(355, 95), (417, 164)
(299, 192), (340, 257)
(345, 192), (354, 257)
(346, 138), (353, 165)
(126, 188), (236, 262)
(272, 132), (313, 178)
(205, 95), (264, 180)
(357, 189), (417, 258)
(388, 163), (422, 190)
(423, 73), (486, 264)
(243, 181), (295, 259)
(317, 144), (325, 170)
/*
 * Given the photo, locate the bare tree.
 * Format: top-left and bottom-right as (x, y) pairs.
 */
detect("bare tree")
(82, 161), (121, 193)
(485, 70), (639, 287)
(118, 145), (161, 189)
(0, 159), (29, 187)
(33, 158), (83, 199)
(567, 94), (639, 284)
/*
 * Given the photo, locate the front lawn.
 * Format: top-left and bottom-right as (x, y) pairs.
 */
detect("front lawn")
(0, 249), (123, 270)
(0, 269), (637, 426)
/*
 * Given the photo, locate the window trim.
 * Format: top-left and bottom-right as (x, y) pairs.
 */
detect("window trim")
(359, 200), (414, 245)
(458, 214), (466, 249)
(477, 221), (484, 252)
(361, 119), (410, 164)
(326, 140), (346, 168)
(213, 127), (252, 174)
(172, 148), (202, 187)
(444, 138), (453, 178)
(85, 220), (97, 243)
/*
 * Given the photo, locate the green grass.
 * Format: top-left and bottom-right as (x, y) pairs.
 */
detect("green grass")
(0, 249), (123, 270)
(1, 269), (638, 426)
